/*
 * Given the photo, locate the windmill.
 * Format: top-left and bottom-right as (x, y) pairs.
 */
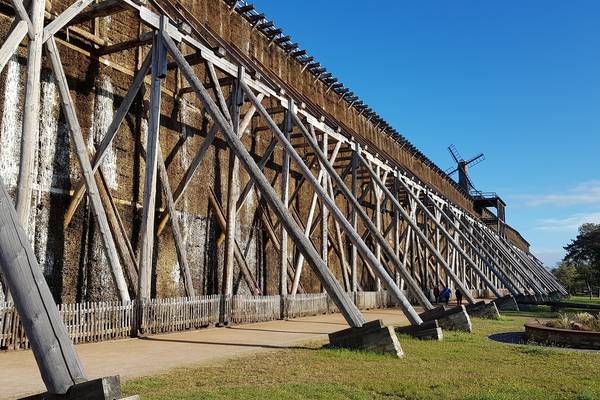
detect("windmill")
(445, 144), (485, 194)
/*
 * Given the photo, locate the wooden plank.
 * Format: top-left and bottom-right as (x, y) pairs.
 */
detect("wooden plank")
(43, 0), (95, 43)
(0, 21), (27, 74)
(0, 177), (87, 393)
(138, 31), (167, 304)
(96, 169), (138, 293)
(10, 0), (32, 36)
(15, 0), (45, 226)
(350, 151), (358, 292)
(46, 37), (130, 301)
(320, 129), (329, 280)
(223, 68), (243, 296)
(96, 31), (153, 56)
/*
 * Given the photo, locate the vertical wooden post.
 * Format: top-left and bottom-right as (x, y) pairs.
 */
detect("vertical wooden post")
(223, 66), (243, 296)
(138, 23), (167, 322)
(280, 105), (291, 299)
(0, 177), (87, 394)
(374, 164), (382, 292)
(320, 130), (328, 292)
(393, 180), (401, 288)
(15, 0), (45, 225)
(350, 150), (358, 293)
(434, 208), (442, 289)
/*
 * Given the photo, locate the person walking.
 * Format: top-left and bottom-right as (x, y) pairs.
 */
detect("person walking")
(455, 288), (463, 306)
(433, 287), (440, 304)
(441, 286), (451, 306)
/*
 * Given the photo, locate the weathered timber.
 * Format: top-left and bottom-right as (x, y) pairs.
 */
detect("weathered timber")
(0, 177), (87, 394)
(15, 0), (45, 226)
(163, 31), (366, 327)
(47, 37), (130, 301)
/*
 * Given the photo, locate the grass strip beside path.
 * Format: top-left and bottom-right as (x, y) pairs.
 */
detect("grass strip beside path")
(123, 309), (600, 400)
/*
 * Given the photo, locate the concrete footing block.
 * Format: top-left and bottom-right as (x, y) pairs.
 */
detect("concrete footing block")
(493, 295), (519, 311)
(395, 319), (443, 341)
(467, 301), (501, 320)
(19, 376), (138, 400)
(419, 305), (472, 332)
(328, 319), (404, 357)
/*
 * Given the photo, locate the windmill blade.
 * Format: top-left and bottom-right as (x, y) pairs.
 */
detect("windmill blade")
(445, 167), (458, 175)
(448, 144), (463, 163)
(466, 153), (485, 167)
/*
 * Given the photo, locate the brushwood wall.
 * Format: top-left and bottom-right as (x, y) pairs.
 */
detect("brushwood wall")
(0, 0), (528, 304)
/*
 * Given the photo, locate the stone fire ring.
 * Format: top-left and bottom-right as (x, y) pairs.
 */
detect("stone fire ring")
(525, 321), (600, 350)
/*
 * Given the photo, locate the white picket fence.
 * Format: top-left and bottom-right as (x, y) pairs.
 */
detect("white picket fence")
(0, 291), (397, 351)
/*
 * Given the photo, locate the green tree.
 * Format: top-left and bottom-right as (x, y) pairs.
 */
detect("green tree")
(564, 223), (600, 267)
(561, 223), (600, 296)
(552, 263), (578, 293)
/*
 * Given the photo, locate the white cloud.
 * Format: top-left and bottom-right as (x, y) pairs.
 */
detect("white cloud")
(514, 180), (600, 208)
(535, 211), (600, 232)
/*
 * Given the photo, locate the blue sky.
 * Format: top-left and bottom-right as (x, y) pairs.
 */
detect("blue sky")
(251, 1), (600, 267)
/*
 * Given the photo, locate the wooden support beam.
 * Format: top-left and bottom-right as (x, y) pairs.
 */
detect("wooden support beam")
(223, 67), (243, 296)
(242, 80), (425, 323)
(428, 194), (517, 297)
(164, 32), (366, 327)
(320, 128), (329, 281)
(70, 0), (124, 25)
(350, 151), (358, 292)
(207, 188), (261, 296)
(64, 52), (152, 228)
(16, 0), (45, 227)
(0, 21), (27, 74)
(206, 60), (233, 126)
(157, 146), (195, 297)
(396, 176), (501, 299)
(96, 169), (138, 293)
(235, 136), (277, 213)
(280, 108), (291, 296)
(11, 0), (33, 36)
(256, 195), (304, 293)
(95, 31), (153, 56)
(46, 37), (130, 301)
(0, 178), (87, 394)
(43, 0), (95, 43)
(138, 30), (167, 305)
(290, 141), (342, 295)
(155, 93), (264, 236)
(327, 176), (351, 291)
(291, 118), (429, 321)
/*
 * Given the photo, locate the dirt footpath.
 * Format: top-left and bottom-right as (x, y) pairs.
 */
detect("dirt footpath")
(0, 309), (410, 399)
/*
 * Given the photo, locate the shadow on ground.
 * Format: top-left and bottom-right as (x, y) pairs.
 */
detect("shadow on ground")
(488, 331), (527, 345)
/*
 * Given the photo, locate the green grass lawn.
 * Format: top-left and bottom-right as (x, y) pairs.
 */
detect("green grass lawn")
(564, 296), (600, 306)
(123, 308), (600, 400)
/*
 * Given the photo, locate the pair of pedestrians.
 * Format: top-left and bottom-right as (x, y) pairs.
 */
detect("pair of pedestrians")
(434, 286), (463, 306)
